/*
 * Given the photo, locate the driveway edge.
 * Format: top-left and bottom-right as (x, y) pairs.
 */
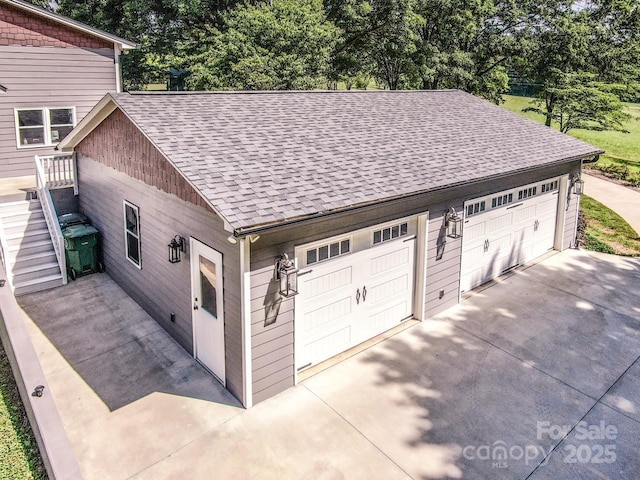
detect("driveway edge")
(0, 264), (82, 480)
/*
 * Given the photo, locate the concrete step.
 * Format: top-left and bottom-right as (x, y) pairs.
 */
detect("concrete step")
(0, 200), (41, 215)
(0, 191), (37, 203)
(12, 262), (61, 284)
(2, 217), (48, 236)
(5, 228), (52, 247)
(5, 239), (55, 258)
(0, 207), (44, 225)
(14, 273), (63, 296)
(12, 251), (58, 271)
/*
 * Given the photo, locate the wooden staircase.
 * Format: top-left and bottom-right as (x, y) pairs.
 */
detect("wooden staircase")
(0, 199), (63, 295)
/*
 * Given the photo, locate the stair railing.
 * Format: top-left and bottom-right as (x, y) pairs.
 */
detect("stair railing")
(35, 154), (74, 285)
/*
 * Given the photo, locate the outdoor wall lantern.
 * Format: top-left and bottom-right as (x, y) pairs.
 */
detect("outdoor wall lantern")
(275, 253), (298, 298)
(445, 207), (463, 239)
(168, 235), (186, 263)
(572, 175), (585, 196)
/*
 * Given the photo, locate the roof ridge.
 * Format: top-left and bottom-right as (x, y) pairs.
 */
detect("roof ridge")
(122, 89), (464, 96)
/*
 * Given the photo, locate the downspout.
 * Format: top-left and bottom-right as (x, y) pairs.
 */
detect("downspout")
(239, 238), (253, 408)
(114, 43), (122, 93)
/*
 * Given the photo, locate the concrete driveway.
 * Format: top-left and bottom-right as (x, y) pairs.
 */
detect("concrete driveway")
(17, 249), (640, 479)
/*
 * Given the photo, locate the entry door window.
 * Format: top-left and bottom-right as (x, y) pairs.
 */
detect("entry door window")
(199, 256), (218, 318)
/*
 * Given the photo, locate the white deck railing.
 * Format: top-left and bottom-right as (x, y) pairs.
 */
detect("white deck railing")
(36, 153), (77, 194)
(35, 154), (76, 286)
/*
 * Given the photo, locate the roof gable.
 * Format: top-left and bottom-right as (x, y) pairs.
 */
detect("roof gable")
(61, 90), (602, 232)
(0, 0), (136, 49)
(76, 108), (217, 217)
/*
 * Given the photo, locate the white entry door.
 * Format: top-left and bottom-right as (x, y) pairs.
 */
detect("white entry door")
(296, 234), (415, 370)
(190, 238), (225, 384)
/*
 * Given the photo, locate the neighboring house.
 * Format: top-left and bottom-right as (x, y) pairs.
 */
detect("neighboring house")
(58, 90), (602, 407)
(0, 0), (136, 178)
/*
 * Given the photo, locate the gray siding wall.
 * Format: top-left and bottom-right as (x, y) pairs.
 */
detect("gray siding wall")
(50, 186), (78, 215)
(248, 161), (581, 404)
(77, 156), (244, 401)
(0, 45), (116, 178)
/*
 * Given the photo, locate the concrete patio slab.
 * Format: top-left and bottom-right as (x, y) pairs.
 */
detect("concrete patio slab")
(18, 273), (243, 480)
(131, 386), (411, 480)
(11, 249), (640, 479)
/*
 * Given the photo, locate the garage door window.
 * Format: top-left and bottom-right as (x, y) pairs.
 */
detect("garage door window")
(373, 222), (408, 245)
(491, 193), (513, 208)
(541, 180), (559, 193)
(306, 238), (350, 265)
(466, 201), (486, 217)
(518, 186), (537, 200)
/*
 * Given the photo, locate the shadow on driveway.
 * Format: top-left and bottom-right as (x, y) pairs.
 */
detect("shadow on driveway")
(18, 273), (239, 411)
(302, 250), (640, 479)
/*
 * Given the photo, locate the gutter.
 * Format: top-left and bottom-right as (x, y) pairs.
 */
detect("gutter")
(233, 152), (603, 237)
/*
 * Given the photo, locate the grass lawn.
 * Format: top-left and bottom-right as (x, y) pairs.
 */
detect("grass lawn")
(579, 195), (640, 256)
(502, 96), (640, 173)
(0, 341), (47, 480)
(502, 95), (640, 256)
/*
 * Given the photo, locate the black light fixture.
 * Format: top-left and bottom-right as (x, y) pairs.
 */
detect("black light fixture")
(445, 207), (463, 238)
(572, 175), (585, 195)
(275, 253), (298, 298)
(168, 235), (186, 263)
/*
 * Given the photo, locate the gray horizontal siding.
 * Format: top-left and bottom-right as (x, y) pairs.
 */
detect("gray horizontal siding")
(0, 45), (116, 177)
(249, 262), (295, 404)
(248, 161), (581, 404)
(77, 156), (244, 402)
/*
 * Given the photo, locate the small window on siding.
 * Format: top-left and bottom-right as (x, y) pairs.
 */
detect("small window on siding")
(124, 201), (141, 268)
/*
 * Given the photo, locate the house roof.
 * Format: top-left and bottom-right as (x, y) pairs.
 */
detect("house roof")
(60, 90), (603, 233)
(2, 0), (137, 49)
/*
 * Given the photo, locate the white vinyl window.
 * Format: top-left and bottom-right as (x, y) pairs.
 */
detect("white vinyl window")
(123, 201), (141, 268)
(14, 107), (75, 148)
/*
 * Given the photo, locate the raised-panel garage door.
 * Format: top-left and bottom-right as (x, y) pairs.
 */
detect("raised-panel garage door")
(460, 178), (560, 293)
(296, 226), (416, 370)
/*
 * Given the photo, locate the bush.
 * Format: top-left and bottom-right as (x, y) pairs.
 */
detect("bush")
(627, 174), (640, 188)
(597, 163), (629, 180)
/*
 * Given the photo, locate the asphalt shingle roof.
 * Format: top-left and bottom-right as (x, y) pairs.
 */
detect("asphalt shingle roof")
(111, 90), (602, 231)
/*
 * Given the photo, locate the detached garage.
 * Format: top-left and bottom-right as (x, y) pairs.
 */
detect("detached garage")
(58, 89), (602, 407)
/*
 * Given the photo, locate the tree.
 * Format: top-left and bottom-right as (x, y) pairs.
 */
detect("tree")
(518, 0), (640, 128)
(524, 72), (631, 133)
(181, 0), (339, 90)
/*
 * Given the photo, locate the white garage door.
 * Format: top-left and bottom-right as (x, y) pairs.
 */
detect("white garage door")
(295, 219), (416, 370)
(460, 178), (560, 293)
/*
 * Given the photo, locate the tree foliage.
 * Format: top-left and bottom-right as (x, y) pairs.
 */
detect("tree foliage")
(524, 72), (631, 133)
(180, 0), (339, 90)
(22, 0), (640, 133)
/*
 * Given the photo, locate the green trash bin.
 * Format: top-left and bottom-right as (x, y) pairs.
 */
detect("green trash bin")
(63, 224), (103, 280)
